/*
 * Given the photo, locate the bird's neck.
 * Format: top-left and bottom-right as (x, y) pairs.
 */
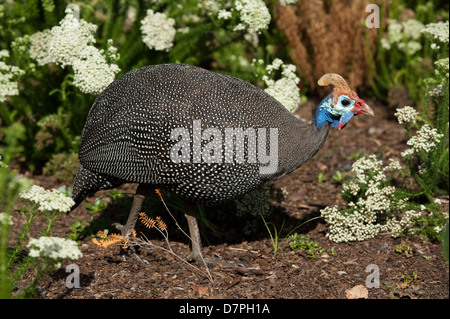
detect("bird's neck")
(312, 94), (340, 130)
(275, 106), (332, 178)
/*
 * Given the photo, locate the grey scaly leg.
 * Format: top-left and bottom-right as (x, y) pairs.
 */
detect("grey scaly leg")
(113, 184), (153, 265)
(184, 201), (205, 264)
(184, 201), (245, 269)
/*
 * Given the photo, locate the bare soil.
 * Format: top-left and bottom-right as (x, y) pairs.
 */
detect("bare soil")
(9, 98), (449, 302)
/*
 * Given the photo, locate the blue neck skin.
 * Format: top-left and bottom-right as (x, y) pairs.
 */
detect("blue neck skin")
(313, 94), (341, 130)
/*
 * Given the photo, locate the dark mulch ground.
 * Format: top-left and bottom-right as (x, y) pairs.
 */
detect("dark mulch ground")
(9, 98), (449, 302)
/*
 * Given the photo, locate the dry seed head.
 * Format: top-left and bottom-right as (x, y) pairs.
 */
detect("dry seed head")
(139, 211), (156, 229)
(156, 216), (168, 231)
(92, 230), (128, 248)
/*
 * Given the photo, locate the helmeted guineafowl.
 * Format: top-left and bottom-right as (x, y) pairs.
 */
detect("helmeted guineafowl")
(72, 63), (373, 265)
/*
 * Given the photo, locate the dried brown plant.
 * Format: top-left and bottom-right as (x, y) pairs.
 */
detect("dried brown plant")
(275, 0), (380, 95)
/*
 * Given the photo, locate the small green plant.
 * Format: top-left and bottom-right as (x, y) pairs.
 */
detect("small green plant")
(397, 272), (420, 292)
(385, 271), (424, 298)
(261, 216), (286, 255)
(85, 197), (108, 214)
(67, 219), (89, 243)
(332, 170), (347, 183)
(395, 243), (414, 258)
(330, 246), (337, 256)
(261, 215), (322, 255)
(289, 234), (327, 259)
(317, 173), (327, 184)
(346, 150), (362, 162)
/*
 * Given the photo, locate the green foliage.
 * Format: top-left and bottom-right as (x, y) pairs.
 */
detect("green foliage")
(317, 172), (326, 184)
(43, 152), (79, 185)
(369, 1), (448, 105)
(332, 170), (347, 183)
(0, 0), (290, 172)
(443, 220), (449, 263)
(261, 215), (322, 255)
(395, 243), (414, 258)
(289, 234), (327, 259)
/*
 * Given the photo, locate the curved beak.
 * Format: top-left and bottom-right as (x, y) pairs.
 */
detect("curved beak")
(353, 99), (374, 117)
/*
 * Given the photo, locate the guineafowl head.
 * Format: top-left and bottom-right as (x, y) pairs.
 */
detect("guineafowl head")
(313, 73), (374, 130)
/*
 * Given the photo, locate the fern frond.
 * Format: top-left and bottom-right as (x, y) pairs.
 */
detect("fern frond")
(139, 211), (156, 229)
(156, 216), (168, 231)
(92, 230), (130, 248)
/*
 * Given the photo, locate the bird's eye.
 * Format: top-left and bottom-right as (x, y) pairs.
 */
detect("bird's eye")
(341, 99), (351, 106)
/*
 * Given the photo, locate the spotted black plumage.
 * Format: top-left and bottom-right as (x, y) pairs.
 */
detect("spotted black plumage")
(72, 64), (328, 207)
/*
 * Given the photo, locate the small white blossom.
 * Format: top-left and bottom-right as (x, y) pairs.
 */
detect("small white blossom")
(0, 212), (13, 226)
(20, 185), (74, 213)
(394, 106), (419, 125)
(47, 11), (97, 68)
(402, 19), (424, 40)
(28, 8), (120, 94)
(387, 20), (403, 44)
(233, 0), (271, 33)
(342, 181), (360, 196)
(398, 41), (422, 55)
(28, 236), (82, 266)
(140, 9), (176, 52)
(422, 21), (449, 45)
(406, 124), (443, 153)
(384, 19), (425, 55)
(322, 154), (421, 242)
(29, 30), (55, 66)
(434, 225), (443, 233)
(0, 50), (25, 101)
(434, 58), (449, 79)
(401, 148), (414, 158)
(429, 84), (445, 97)
(72, 45), (120, 94)
(263, 59), (301, 113)
(399, 210), (422, 228)
(384, 158), (403, 172)
(218, 9), (232, 20)
(417, 163), (428, 175)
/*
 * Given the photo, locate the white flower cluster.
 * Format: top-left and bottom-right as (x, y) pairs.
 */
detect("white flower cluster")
(140, 9), (176, 52)
(29, 7), (120, 94)
(381, 19), (424, 55)
(406, 124), (443, 154)
(20, 185), (75, 213)
(233, 0), (271, 33)
(434, 57), (449, 79)
(345, 154), (386, 194)
(255, 58), (301, 113)
(0, 50), (25, 102)
(422, 21), (449, 49)
(28, 236), (82, 266)
(0, 212), (13, 226)
(429, 58), (449, 97)
(72, 43), (119, 94)
(321, 205), (390, 242)
(218, 9), (232, 20)
(394, 105), (419, 125)
(322, 155), (421, 242)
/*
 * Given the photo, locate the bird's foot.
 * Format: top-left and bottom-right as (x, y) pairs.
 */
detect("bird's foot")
(113, 223), (151, 266)
(112, 222), (125, 233)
